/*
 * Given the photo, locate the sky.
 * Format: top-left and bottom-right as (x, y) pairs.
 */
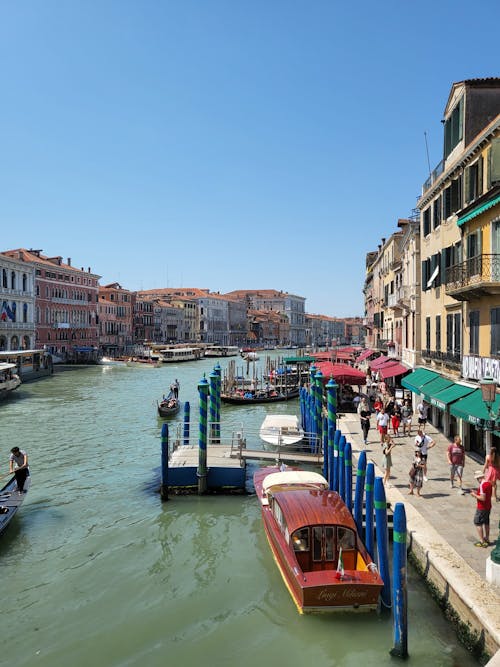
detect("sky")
(1, 1), (499, 317)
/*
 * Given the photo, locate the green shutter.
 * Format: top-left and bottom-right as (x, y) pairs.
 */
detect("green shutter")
(489, 137), (500, 186)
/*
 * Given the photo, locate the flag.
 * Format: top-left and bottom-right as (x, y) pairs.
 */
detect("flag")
(336, 547), (344, 579)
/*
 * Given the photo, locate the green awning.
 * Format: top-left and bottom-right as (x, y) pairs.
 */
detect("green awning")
(283, 356), (316, 364)
(429, 383), (476, 411)
(401, 368), (440, 394)
(421, 376), (455, 403)
(450, 389), (500, 428)
(457, 193), (500, 227)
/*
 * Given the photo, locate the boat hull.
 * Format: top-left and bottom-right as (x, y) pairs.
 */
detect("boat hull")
(157, 401), (181, 418)
(221, 388), (299, 405)
(0, 474), (30, 536)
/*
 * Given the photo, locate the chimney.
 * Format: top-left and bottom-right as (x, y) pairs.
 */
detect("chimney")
(67, 258), (71, 266)
(381, 237), (386, 245)
(88, 267), (91, 273)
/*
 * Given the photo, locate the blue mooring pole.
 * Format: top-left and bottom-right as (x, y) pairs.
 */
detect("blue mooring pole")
(354, 450), (367, 536)
(314, 370), (323, 453)
(197, 375), (209, 494)
(214, 363), (221, 442)
(300, 386), (307, 431)
(333, 429), (341, 492)
(344, 441), (352, 512)
(183, 401), (190, 446)
(365, 462), (375, 559)
(390, 502), (409, 659)
(160, 422), (169, 501)
(209, 369), (218, 445)
(338, 434), (346, 501)
(374, 476), (391, 611)
(322, 417), (328, 479)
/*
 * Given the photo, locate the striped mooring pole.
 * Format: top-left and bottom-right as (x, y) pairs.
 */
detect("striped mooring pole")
(214, 363), (221, 442)
(390, 502), (408, 659)
(183, 401), (190, 446)
(209, 369), (218, 445)
(365, 462), (375, 559)
(197, 375), (209, 494)
(160, 422), (169, 501)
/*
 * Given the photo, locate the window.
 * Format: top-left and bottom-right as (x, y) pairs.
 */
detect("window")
(464, 159), (483, 204)
(433, 196), (442, 229)
(426, 317), (431, 351)
(423, 207), (431, 236)
(292, 528), (310, 552)
(469, 310), (480, 355)
(444, 96), (464, 159)
(11, 271), (15, 289)
(454, 313), (462, 356)
(436, 315), (441, 352)
(491, 307), (500, 357)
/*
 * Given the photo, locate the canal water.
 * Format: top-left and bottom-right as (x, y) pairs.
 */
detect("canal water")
(1, 355), (478, 667)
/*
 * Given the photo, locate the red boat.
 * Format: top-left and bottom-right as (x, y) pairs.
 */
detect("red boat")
(253, 466), (383, 613)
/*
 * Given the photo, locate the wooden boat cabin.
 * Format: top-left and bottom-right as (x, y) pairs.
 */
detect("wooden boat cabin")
(254, 468), (383, 613)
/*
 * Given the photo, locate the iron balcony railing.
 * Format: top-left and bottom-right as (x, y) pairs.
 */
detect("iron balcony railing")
(445, 254), (500, 291)
(421, 349), (461, 366)
(422, 159), (444, 194)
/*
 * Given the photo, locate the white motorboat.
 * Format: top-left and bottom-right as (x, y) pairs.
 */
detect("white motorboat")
(259, 414), (304, 447)
(0, 363), (21, 400)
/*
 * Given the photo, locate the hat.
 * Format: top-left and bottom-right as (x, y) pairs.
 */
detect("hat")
(474, 470), (485, 480)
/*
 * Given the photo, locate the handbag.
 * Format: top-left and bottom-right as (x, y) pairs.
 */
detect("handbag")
(409, 465), (417, 479)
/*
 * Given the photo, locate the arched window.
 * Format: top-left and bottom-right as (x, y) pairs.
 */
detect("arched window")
(2, 269), (7, 288)
(22, 273), (27, 291)
(10, 335), (19, 349)
(23, 303), (28, 323)
(23, 335), (30, 349)
(11, 302), (16, 322)
(11, 271), (16, 289)
(0, 335), (6, 350)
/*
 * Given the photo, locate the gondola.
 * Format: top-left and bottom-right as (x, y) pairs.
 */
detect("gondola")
(157, 391), (181, 418)
(221, 387), (299, 405)
(0, 473), (30, 536)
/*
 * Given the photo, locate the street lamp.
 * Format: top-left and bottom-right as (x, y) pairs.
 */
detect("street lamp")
(479, 376), (500, 428)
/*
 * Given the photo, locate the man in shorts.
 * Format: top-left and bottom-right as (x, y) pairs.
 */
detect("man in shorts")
(401, 399), (413, 436)
(414, 429), (435, 481)
(471, 470), (492, 547)
(376, 407), (390, 444)
(416, 400), (429, 431)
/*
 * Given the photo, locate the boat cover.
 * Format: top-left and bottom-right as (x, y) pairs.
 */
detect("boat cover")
(262, 470), (328, 493)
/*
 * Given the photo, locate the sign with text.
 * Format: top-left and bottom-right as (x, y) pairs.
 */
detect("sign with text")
(462, 355), (500, 383)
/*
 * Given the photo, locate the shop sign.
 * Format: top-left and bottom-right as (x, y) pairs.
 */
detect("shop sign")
(462, 355), (500, 383)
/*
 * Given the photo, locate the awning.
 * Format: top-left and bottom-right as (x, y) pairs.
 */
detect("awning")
(420, 375), (455, 403)
(457, 193), (500, 227)
(401, 368), (440, 394)
(73, 346), (95, 352)
(379, 362), (410, 380)
(356, 349), (376, 363)
(315, 361), (366, 385)
(370, 355), (389, 369)
(429, 383), (476, 411)
(450, 389), (500, 428)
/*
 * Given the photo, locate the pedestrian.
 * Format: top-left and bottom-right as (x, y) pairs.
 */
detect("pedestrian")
(401, 399), (413, 436)
(358, 398), (371, 446)
(414, 428), (436, 481)
(483, 446), (500, 502)
(373, 396), (383, 416)
(416, 400), (429, 432)
(447, 435), (465, 491)
(381, 434), (396, 486)
(172, 379), (180, 398)
(376, 407), (390, 443)
(408, 450), (425, 497)
(9, 446), (29, 494)
(391, 401), (402, 437)
(471, 469), (492, 547)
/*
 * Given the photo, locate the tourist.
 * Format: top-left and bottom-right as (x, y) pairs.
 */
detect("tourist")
(447, 435), (465, 491)
(471, 470), (492, 547)
(391, 401), (402, 437)
(381, 434), (396, 486)
(416, 400), (429, 431)
(483, 446), (500, 502)
(373, 396), (383, 416)
(9, 446), (29, 494)
(414, 429), (435, 481)
(408, 450), (425, 497)
(401, 399), (413, 436)
(358, 398), (371, 446)
(376, 407), (390, 443)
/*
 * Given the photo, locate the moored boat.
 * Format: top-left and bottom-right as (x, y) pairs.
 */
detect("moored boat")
(259, 414), (304, 447)
(253, 466), (383, 613)
(221, 387), (299, 405)
(0, 363), (21, 400)
(0, 473), (30, 536)
(157, 391), (181, 418)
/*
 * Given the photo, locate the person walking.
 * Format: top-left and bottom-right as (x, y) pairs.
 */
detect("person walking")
(391, 401), (402, 437)
(408, 450), (425, 497)
(447, 435), (465, 492)
(376, 407), (390, 444)
(483, 446), (500, 502)
(381, 434), (396, 486)
(416, 400), (429, 432)
(471, 469), (492, 547)
(401, 399), (413, 436)
(414, 429), (435, 481)
(9, 446), (29, 494)
(358, 398), (371, 446)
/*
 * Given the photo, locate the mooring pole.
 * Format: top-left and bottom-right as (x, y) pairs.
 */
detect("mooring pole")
(209, 369), (218, 445)
(314, 370), (323, 453)
(374, 476), (391, 611)
(214, 363), (221, 442)
(309, 365), (317, 445)
(338, 434), (346, 501)
(333, 428), (341, 492)
(328, 424), (334, 489)
(390, 502), (409, 659)
(354, 450), (367, 535)
(322, 416), (328, 479)
(183, 401), (190, 446)
(365, 462), (375, 559)
(197, 375), (209, 494)
(160, 422), (169, 501)
(344, 441), (352, 512)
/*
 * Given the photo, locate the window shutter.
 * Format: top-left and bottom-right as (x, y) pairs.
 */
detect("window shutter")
(478, 156), (484, 195)
(464, 165), (471, 205)
(488, 137), (500, 186)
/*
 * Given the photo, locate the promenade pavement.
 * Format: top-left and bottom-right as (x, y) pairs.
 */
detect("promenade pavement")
(337, 411), (500, 659)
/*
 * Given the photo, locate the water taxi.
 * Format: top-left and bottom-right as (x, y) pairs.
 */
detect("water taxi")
(204, 345), (239, 358)
(159, 347), (202, 363)
(0, 363), (21, 400)
(253, 466), (383, 613)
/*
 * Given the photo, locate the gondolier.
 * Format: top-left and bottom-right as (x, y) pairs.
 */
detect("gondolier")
(9, 447), (29, 494)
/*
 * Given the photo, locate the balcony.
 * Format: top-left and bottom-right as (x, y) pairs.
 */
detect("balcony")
(421, 349), (461, 369)
(445, 254), (500, 301)
(422, 159), (444, 194)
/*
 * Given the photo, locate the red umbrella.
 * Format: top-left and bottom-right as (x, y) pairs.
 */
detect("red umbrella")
(315, 362), (366, 385)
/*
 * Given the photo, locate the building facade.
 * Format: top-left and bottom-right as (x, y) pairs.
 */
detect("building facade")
(0, 253), (36, 351)
(98, 282), (134, 355)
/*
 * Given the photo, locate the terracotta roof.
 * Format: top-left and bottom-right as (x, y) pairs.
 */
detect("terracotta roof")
(2, 248), (100, 277)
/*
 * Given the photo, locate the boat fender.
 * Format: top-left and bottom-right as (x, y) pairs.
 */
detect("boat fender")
(367, 562), (378, 573)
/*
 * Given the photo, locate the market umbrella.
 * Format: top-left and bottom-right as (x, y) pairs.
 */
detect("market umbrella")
(315, 361), (366, 385)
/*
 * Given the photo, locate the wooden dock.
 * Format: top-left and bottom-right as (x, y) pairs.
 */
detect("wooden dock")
(229, 448), (323, 464)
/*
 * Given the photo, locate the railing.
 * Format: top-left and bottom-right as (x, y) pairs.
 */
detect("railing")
(421, 349), (461, 366)
(422, 159), (444, 193)
(445, 254), (500, 291)
(0, 322), (34, 330)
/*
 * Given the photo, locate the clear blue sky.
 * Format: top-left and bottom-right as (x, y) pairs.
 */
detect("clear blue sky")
(1, 1), (499, 317)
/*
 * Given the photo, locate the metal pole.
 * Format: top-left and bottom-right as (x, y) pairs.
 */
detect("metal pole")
(390, 502), (409, 659)
(160, 422), (169, 501)
(197, 375), (209, 494)
(375, 476), (391, 611)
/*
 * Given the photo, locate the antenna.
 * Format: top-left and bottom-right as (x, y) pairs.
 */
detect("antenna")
(424, 131), (432, 177)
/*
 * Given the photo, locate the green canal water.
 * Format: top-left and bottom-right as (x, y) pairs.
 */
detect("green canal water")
(1, 355), (478, 667)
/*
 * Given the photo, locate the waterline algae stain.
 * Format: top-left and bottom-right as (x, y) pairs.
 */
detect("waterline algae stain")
(0, 357), (478, 666)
